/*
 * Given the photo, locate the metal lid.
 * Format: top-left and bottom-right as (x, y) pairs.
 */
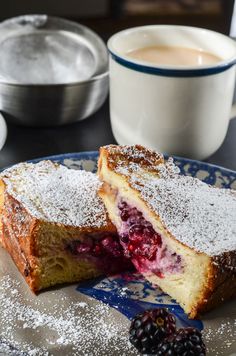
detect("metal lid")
(0, 15), (108, 85)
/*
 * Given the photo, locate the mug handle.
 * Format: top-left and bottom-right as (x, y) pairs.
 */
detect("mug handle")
(230, 103), (236, 120)
(0, 113), (7, 150)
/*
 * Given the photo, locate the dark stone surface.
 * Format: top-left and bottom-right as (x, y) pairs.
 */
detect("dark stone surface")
(0, 99), (235, 171)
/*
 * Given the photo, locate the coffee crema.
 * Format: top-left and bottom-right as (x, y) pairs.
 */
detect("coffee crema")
(126, 46), (222, 66)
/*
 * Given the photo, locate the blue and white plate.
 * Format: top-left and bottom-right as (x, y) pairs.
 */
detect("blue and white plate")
(0, 152), (235, 356)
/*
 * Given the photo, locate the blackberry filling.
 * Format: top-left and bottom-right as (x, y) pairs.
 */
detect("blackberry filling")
(118, 201), (182, 277)
(67, 234), (132, 274)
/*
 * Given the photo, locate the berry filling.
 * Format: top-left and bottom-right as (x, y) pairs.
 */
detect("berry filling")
(67, 234), (132, 274)
(118, 201), (182, 277)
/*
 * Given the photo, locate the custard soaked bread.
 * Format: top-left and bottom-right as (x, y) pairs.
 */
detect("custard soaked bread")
(0, 161), (130, 292)
(98, 145), (236, 318)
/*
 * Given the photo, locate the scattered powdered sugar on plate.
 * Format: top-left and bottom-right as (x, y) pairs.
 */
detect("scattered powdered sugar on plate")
(0, 275), (136, 356)
(0, 161), (108, 228)
(203, 315), (236, 355)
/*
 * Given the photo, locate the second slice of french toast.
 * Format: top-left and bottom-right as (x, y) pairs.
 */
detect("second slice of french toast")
(98, 144), (236, 318)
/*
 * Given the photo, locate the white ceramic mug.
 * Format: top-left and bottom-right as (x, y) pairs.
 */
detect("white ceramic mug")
(108, 25), (236, 160)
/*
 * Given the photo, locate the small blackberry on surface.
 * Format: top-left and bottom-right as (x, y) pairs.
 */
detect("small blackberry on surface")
(155, 327), (206, 356)
(129, 308), (176, 354)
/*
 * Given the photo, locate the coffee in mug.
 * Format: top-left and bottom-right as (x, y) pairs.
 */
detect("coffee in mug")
(108, 25), (236, 160)
(126, 46), (221, 66)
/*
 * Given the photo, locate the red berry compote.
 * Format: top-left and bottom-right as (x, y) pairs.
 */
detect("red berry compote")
(118, 201), (182, 278)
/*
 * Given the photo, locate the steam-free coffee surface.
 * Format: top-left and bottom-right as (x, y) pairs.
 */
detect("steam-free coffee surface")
(126, 46), (221, 66)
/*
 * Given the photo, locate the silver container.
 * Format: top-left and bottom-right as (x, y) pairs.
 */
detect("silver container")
(0, 15), (109, 126)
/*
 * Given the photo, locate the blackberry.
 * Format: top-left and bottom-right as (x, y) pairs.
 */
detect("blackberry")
(156, 327), (206, 356)
(129, 308), (176, 354)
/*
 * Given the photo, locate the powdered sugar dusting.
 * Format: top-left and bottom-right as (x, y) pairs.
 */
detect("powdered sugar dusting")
(1, 161), (108, 228)
(0, 275), (135, 355)
(110, 147), (236, 256)
(203, 316), (236, 355)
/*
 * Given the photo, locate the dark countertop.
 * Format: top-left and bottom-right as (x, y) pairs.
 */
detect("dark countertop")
(0, 99), (235, 171)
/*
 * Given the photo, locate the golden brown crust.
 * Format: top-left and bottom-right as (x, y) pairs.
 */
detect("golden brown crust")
(0, 189), (44, 292)
(2, 221), (39, 292)
(99, 144), (164, 176)
(0, 180), (6, 247)
(191, 253), (236, 318)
